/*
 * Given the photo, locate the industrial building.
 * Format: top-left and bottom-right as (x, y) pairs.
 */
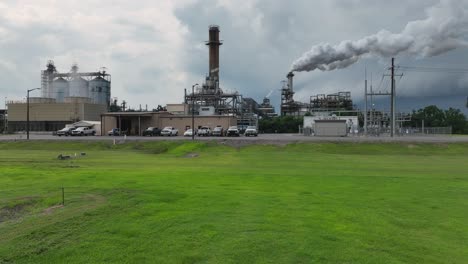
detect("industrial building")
(183, 25), (258, 129)
(280, 71), (356, 116)
(258, 98), (277, 117)
(0, 109), (6, 133)
(101, 112), (236, 136)
(303, 114), (359, 137)
(7, 97), (107, 132)
(41, 61), (111, 106)
(6, 62), (111, 132)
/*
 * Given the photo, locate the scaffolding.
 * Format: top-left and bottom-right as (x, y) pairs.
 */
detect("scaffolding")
(309, 92), (353, 112)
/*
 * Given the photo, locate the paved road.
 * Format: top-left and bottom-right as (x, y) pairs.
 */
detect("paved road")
(1, 133), (468, 143)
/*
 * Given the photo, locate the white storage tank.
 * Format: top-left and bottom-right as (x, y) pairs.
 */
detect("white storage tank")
(51, 78), (69, 102)
(69, 77), (89, 98)
(89, 77), (111, 105)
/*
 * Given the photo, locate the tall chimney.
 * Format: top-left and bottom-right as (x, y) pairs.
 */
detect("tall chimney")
(206, 25), (222, 80)
(287, 72), (294, 91)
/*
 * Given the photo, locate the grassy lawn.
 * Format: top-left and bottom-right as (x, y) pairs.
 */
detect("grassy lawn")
(1, 141), (468, 263)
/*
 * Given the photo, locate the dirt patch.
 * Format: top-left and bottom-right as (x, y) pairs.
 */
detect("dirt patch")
(184, 152), (199, 158)
(0, 198), (38, 223)
(407, 144), (418, 149)
(221, 139), (291, 148)
(43, 205), (64, 215)
(64, 165), (80, 168)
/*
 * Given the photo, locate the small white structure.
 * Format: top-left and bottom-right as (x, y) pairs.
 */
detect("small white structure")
(199, 106), (216, 116)
(304, 114), (358, 136)
(314, 120), (347, 137)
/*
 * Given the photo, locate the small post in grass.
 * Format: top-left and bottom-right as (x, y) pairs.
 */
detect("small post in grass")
(62, 187), (65, 206)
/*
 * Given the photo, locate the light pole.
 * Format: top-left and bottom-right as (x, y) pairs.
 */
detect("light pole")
(191, 83), (198, 141)
(3, 97), (6, 133)
(26, 88), (40, 140)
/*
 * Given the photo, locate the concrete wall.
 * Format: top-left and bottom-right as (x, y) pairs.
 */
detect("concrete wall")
(83, 104), (107, 121)
(8, 102), (106, 122)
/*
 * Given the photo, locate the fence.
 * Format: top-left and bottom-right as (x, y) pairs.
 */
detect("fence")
(399, 126), (452, 135)
(303, 126), (453, 137)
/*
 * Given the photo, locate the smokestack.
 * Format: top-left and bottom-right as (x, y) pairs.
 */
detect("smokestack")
(287, 72), (294, 91)
(207, 25), (223, 80)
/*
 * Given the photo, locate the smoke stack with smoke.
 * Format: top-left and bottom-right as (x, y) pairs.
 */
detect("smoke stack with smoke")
(291, 0), (468, 72)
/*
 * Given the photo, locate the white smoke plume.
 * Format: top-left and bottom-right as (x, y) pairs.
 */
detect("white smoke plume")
(291, 0), (468, 72)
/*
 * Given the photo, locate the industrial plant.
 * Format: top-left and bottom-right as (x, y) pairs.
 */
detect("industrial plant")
(41, 61), (111, 106)
(101, 25), (259, 135)
(6, 62), (110, 132)
(280, 71), (356, 116)
(2, 21), (464, 138)
(183, 25), (258, 128)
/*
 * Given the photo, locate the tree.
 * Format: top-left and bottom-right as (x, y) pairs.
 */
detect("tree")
(409, 105), (467, 134)
(259, 116), (303, 133)
(444, 108), (466, 134)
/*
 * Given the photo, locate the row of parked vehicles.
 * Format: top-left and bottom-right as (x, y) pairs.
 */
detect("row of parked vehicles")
(185, 126), (258, 137)
(56, 127), (96, 136)
(106, 126), (258, 137)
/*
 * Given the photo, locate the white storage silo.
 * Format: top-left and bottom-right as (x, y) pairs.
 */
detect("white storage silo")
(89, 76), (111, 105)
(69, 77), (89, 98)
(51, 78), (69, 102)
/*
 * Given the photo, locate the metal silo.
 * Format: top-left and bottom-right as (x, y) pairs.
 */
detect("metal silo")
(51, 78), (69, 102)
(69, 76), (89, 98)
(89, 76), (111, 105)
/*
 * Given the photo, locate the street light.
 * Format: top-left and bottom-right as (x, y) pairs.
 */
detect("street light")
(3, 97), (6, 133)
(191, 83), (198, 141)
(26, 88), (41, 140)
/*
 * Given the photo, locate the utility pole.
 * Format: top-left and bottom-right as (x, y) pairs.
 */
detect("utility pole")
(364, 68), (368, 135)
(26, 88), (40, 140)
(191, 84), (198, 141)
(370, 73), (373, 132)
(390, 58), (396, 137)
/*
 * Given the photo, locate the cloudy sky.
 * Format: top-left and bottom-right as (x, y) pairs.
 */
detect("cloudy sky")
(1, 0), (467, 113)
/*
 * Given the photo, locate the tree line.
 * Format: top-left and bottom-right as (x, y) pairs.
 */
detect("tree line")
(408, 105), (467, 134)
(259, 105), (468, 134)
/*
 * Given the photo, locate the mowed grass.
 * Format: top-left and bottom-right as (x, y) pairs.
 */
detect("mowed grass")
(0, 141), (468, 263)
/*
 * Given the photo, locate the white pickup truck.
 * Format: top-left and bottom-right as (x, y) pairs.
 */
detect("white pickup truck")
(71, 127), (96, 136)
(161, 126), (178, 136)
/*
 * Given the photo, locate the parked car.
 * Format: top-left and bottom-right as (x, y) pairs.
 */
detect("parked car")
(184, 129), (195, 137)
(72, 127), (96, 136)
(107, 128), (121, 136)
(143, 127), (161, 136)
(197, 126), (211, 137)
(244, 126), (258, 137)
(161, 126), (178, 136)
(212, 126), (224, 137)
(227, 126), (240, 137)
(56, 127), (75, 136)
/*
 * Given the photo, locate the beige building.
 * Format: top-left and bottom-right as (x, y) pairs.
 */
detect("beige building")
(101, 112), (237, 136)
(166, 104), (189, 115)
(7, 98), (107, 132)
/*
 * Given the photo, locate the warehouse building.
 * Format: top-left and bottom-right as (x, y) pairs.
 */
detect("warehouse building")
(101, 112), (236, 136)
(7, 97), (107, 132)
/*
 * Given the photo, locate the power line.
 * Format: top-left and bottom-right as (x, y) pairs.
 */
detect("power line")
(399, 65), (468, 73)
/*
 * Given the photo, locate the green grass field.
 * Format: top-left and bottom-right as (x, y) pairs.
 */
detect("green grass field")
(1, 141), (468, 263)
